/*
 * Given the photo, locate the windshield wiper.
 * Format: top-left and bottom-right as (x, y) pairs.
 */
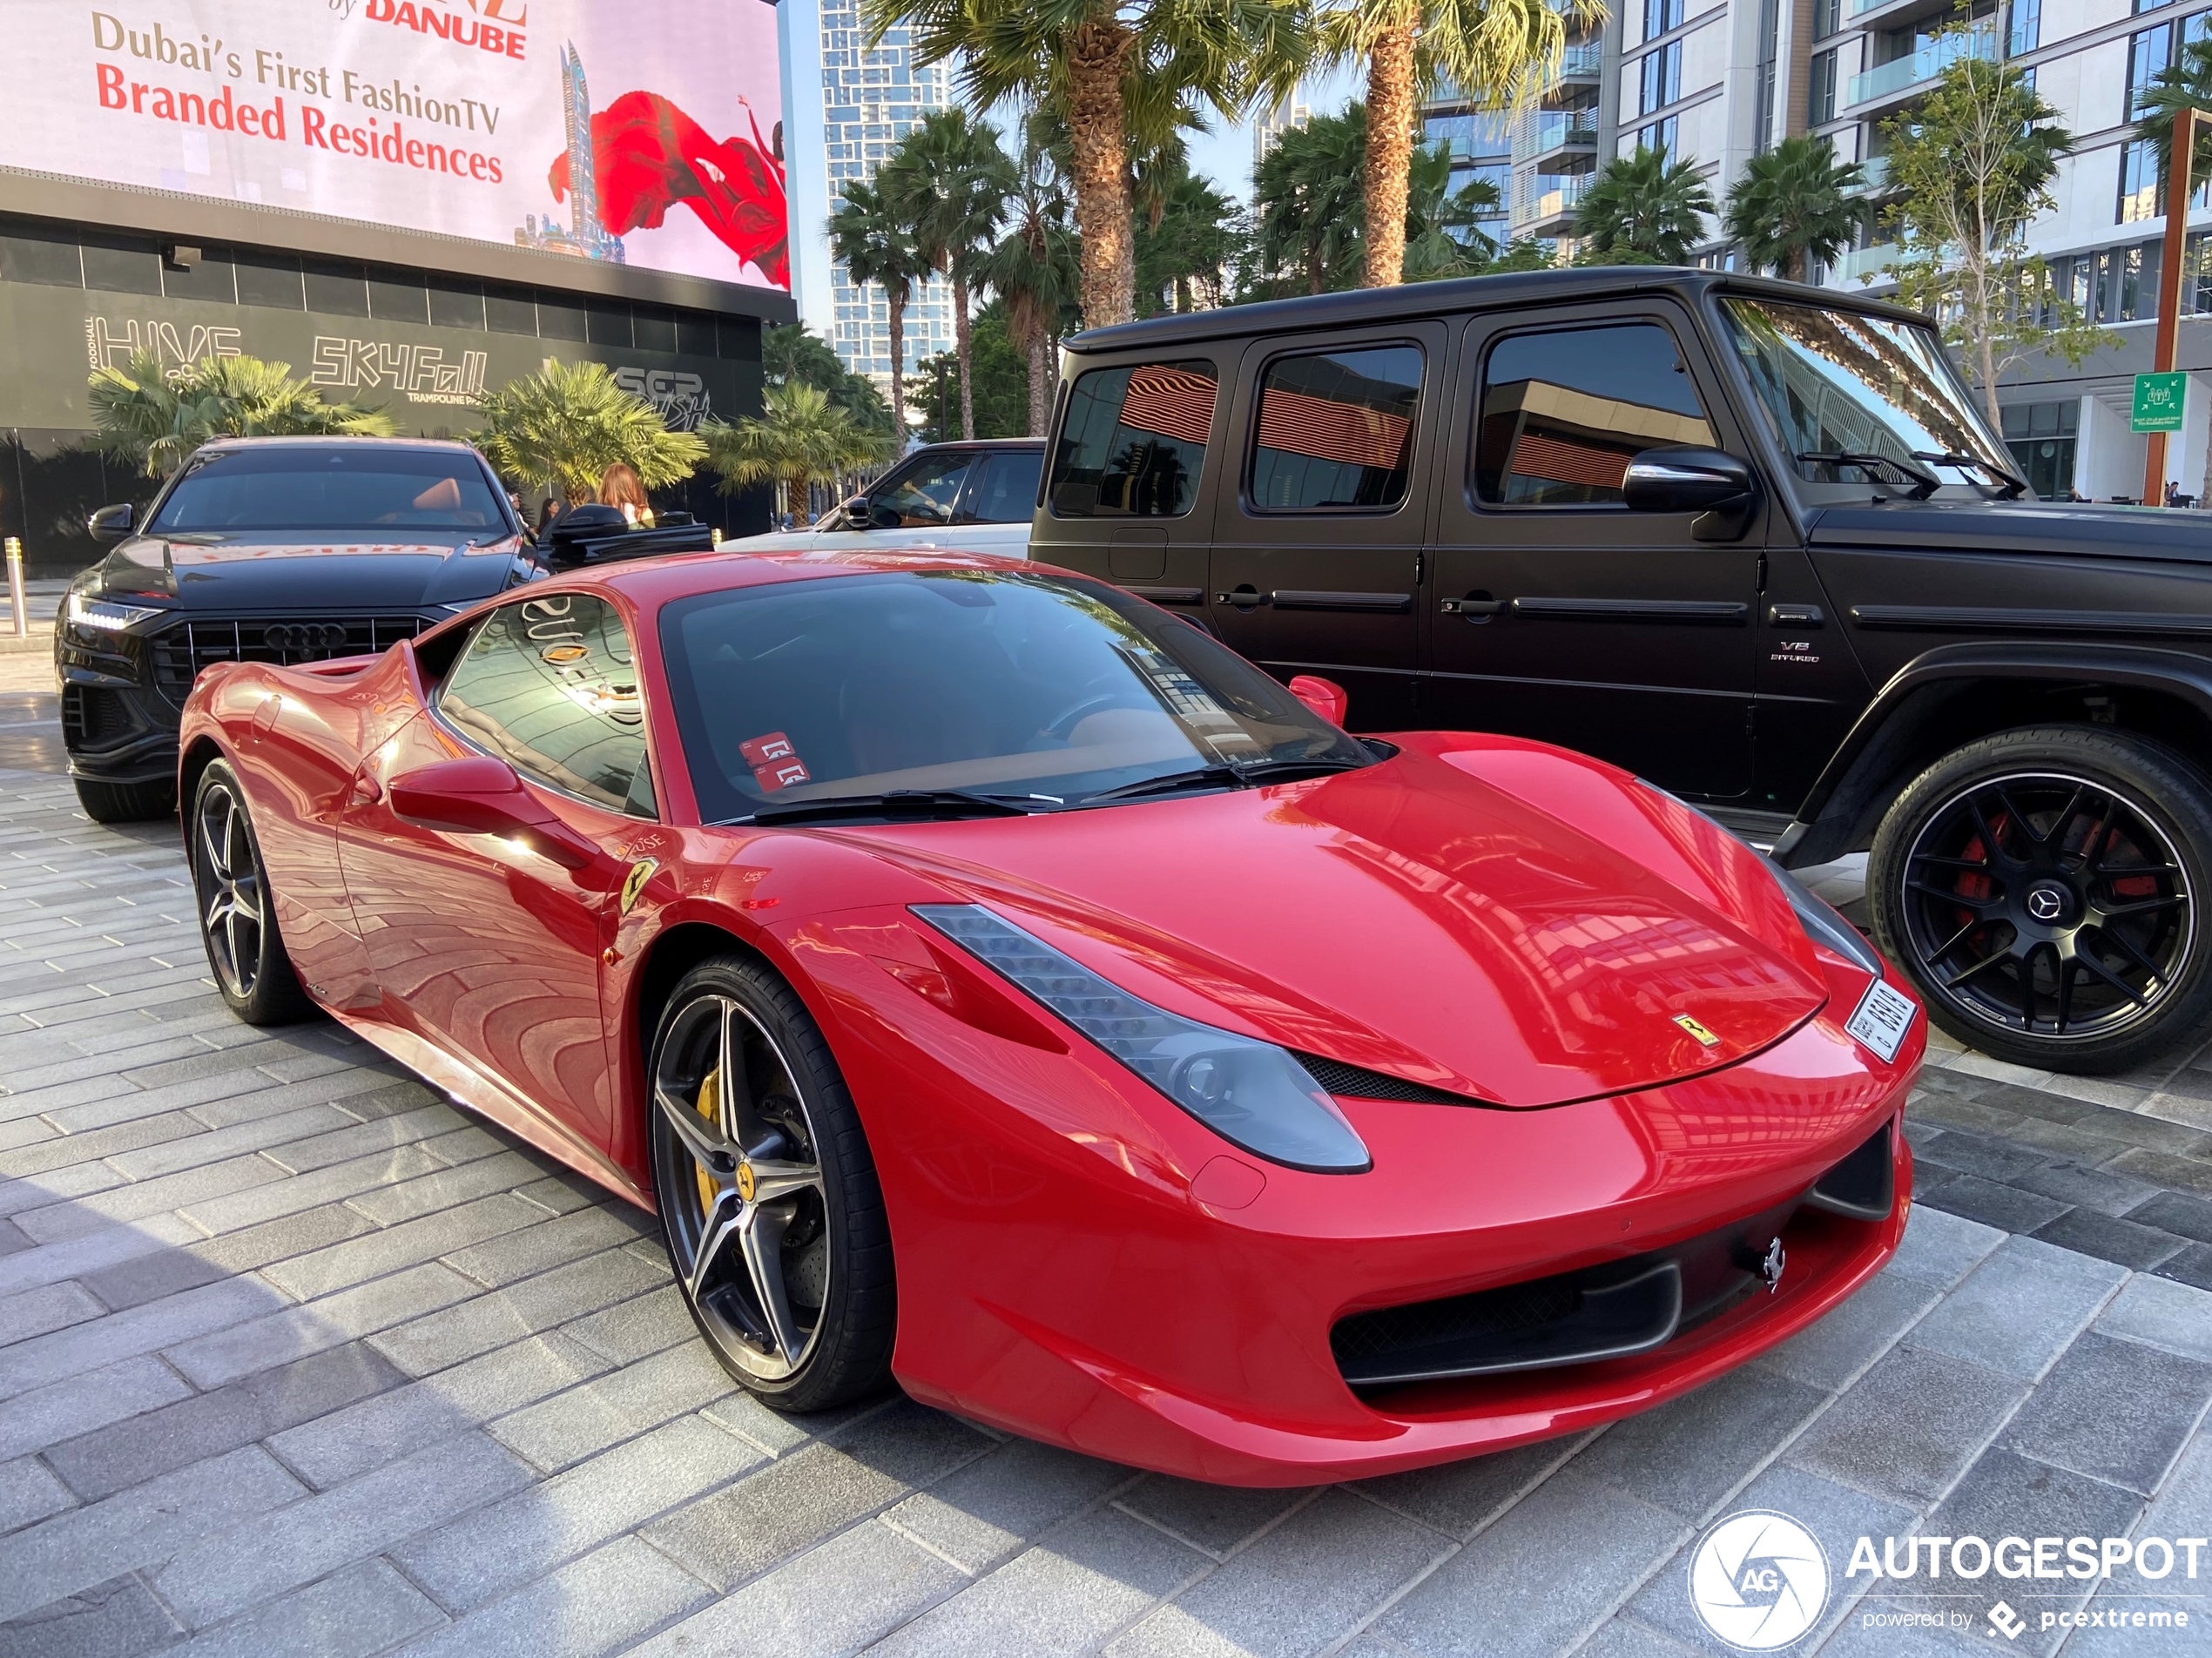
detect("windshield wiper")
(1912, 449), (2030, 500)
(728, 789), (1055, 826)
(1076, 755), (1366, 805)
(1797, 450), (1942, 499)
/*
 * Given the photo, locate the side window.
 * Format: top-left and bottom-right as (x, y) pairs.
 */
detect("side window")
(436, 593), (657, 818)
(963, 448), (1045, 523)
(1474, 321), (1716, 506)
(872, 454), (971, 527)
(1049, 360), (1217, 517)
(1251, 344), (1423, 511)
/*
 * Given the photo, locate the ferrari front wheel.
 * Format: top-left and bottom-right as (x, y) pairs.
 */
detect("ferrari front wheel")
(189, 760), (315, 1026)
(647, 955), (895, 1412)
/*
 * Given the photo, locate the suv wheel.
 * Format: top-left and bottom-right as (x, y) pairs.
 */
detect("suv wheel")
(75, 778), (176, 824)
(1868, 725), (2212, 1073)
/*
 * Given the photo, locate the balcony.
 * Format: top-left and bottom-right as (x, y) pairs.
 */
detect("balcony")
(1836, 242), (1900, 282)
(1844, 28), (1999, 111)
(1844, 154), (1893, 194)
(1513, 172), (1592, 232)
(1559, 42), (1603, 78)
(1512, 111), (1599, 162)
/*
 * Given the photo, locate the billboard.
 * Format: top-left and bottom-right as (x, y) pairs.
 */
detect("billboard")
(11, 0), (789, 293)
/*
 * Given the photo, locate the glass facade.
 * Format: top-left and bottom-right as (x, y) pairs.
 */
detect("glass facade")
(2000, 400), (2080, 500)
(818, 0), (950, 394)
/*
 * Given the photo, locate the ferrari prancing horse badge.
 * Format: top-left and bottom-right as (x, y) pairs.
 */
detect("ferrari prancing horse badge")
(620, 859), (658, 915)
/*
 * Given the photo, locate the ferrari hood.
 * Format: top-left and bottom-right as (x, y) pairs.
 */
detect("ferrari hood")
(844, 736), (1830, 1109)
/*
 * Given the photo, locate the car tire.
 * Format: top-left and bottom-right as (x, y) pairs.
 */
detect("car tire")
(1868, 725), (2212, 1073)
(647, 954), (895, 1412)
(188, 761), (317, 1026)
(75, 777), (176, 824)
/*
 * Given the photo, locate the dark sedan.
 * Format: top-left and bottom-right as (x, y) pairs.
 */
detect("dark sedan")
(57, 437), (541, 821)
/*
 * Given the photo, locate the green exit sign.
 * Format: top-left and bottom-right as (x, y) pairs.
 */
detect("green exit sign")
(2134, 371), (2189, 433)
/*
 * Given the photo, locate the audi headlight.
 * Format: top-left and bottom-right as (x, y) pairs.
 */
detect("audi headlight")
(1764, 858), (1885, 976)
(67, 592), (165, 631)
(913, 904), (1372, 1174)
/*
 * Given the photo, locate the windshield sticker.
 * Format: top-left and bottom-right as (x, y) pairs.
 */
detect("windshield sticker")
(740, 732), (811, 792)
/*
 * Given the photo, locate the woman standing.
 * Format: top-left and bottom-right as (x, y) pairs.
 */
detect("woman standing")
(597, 463), (657, 528)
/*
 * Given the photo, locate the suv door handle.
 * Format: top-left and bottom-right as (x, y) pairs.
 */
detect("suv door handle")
(1441, 597), (1507, 617)
(1217, 587), (1269, 610)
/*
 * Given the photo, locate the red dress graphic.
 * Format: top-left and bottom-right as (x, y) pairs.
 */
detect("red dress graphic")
(550, 92), (790, 288)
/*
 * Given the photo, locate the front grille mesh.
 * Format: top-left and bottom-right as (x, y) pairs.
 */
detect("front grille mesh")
(61, 684), (134, 746)
(1332, 1277), (1581, 1363)
(150, 616), (431, 704)
(1295, 1052), (1482, 1106)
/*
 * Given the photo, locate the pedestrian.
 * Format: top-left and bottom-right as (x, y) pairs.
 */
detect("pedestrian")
(597, 463), (656, 529)
(2168, 481), (2185, 508)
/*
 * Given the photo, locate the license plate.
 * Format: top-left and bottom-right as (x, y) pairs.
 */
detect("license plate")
(1845, 978), (1918, 1063)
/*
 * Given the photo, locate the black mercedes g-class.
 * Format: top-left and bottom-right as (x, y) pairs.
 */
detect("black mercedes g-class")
(1036, 267), (2212, 1075)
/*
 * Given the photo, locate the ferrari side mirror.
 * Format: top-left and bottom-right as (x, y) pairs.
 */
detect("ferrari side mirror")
(1288, 674), (1349, 727)
(388, 756), (600, 870)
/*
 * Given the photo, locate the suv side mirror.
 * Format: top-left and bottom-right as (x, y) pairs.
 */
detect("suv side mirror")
(88, 503), (134, 543)
(543, 502), (629, 567)
(388, 756), (601, 870)
(1622, 447), (1760, 543)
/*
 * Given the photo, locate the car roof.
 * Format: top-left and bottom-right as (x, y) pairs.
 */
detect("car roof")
(907, 438), (1045, 451)
(195, 435), (486, 455)
(1065, 267), (1932, 354)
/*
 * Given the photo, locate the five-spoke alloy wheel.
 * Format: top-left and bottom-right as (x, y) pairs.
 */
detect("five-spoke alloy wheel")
(647, 956), (894, 1409)
(1871, 727), (2212, 1072)
(189, 760), (314, 1025)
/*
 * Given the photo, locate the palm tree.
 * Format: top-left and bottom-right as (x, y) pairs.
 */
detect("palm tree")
(984, 131), (1082, 434)
(872, 0), (1306, 329)
(883, 110), (1014, 441)
(1315, 0), (1583, 289)
(1136, 153), (1244, 313)
(1402, 145), (1501, 280)
(90, 352), (396, 477)
(704, 381), (897, 525)
(826, 179), (928, 441)
(2134, 33), (2212, 202)
(1722, 135), (1865, 281)
(1253, 105), (1368, 293)
(471, 359), (707, 506)
(1573, 145), (1716, 265)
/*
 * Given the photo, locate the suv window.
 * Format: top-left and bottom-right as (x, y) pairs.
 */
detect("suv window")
(1251, 345), (1422, 511)
(1474, 322), (1715, 505)
(437, 593), (657, 818)
(1049, 361), (1217, 517)
(963, 449), (1044, 523)
(873, 453), (972, 527)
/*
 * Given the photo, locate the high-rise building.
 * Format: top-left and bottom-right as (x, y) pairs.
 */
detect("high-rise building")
(813, 0), (950, 412)
(1254, 98), (1313, 172)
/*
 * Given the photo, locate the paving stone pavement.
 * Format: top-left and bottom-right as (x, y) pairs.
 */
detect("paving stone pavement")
(2, 758), (2209, 1658)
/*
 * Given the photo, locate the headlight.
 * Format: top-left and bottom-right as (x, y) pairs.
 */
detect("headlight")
(67, 592), (165, 631)
(913, 904), (1372, 1174)
(1764, 858), (1886, 976)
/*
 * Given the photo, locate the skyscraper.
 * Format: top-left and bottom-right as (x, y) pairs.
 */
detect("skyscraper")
(514, 43), (627, 262)
(813, 0), (949, 413)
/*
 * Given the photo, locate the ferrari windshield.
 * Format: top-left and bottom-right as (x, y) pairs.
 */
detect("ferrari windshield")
(1716, 297), (2020, 493)
(145, 447), (511, 536)
(659, 569), (1371, 822)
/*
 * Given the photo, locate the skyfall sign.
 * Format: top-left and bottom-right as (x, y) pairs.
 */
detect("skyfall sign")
(16, 0), (790, 291)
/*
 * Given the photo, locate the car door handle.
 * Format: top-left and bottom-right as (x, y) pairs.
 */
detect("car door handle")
(1440, 598), (1507, 617)
(1217, 587), (1269, 610)
(1512, 597), (1750, 624)
(1268, 590), (1414, 613)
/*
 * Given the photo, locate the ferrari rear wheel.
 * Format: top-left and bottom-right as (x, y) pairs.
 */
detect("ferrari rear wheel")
(648, 955), (894, 1411)
(189, 761), (315, 1026)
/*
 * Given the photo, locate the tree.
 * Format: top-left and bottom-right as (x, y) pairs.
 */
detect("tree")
(1135, 154), (1244, 314)
(1314, 0), (1578, 290)
(882, 109), (1013, 441)
(1252, 105), (1370, 294)
(983, 128), (1082, 434)
(826, 178), (929, 439)
(1879, 39), (2110, 425)
(704, 381), (896, 524)
(1401, 142), (1501, 280)
(1722, 135), (1865, 282)
(1573, 145), (1716, 265)
(916, 307), (1034, 441)
(472, 359), (707, 505)
(873, 0), (1305, 330)
(90, 352), (396, 477)
(761, 324), (903, 448)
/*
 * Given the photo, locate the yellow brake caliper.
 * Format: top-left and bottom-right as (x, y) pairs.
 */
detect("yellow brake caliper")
(696, 1067), (722, 1216)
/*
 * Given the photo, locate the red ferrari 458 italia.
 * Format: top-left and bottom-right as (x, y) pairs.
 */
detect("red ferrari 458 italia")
(176, 549), (1922, 1485)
